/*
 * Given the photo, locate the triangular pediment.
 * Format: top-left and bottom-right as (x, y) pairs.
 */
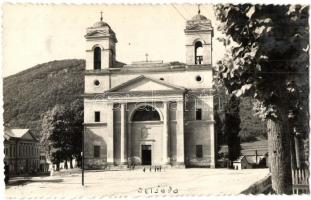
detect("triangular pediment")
(186, 23), (211, 31)
(108, 75), (186, 93)
(4, 129), (37, 141)
(85, 30), (107, 38)
(21, 131), (36, 140)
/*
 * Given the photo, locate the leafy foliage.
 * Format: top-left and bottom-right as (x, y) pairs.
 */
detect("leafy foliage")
(239, 97), (267, 142)
(215, 4), (309, 120)
(215, 4), (309, 194)
(40, 100), (83, 166)
(3, 59), (85, 137)
(224, 95), (241, 162)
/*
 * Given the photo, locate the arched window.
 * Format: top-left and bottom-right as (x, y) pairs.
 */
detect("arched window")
(94, 47), (101, 70)
(132, 105), (161, 121)
(195, 41), (203, 65)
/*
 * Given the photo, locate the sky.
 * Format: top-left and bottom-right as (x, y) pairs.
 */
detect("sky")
(2, 4), (225, 77)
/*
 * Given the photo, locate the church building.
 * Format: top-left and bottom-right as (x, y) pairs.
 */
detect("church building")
(83, 10), (215, 168)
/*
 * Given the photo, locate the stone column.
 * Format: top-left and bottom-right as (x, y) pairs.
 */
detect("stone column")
(127, 121), (131, 162)
(162, 101), (169, 164)
(120, 103), (127, 164)
(176, 100), (185, 165)
(107, 103), (114, 165)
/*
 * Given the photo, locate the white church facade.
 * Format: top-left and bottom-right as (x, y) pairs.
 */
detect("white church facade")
(83, 11), (215, 168)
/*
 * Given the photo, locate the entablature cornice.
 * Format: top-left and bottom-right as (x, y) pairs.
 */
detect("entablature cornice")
(83, 94), (184, 104)
(83, 90), (185, 98)
(84, 64), (213, 75)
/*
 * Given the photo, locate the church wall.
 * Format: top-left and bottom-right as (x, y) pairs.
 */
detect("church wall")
(84, 126), (108, 169)
(185, 123), (213, 167)
(184, 94), (214, 167)
(85, 39), (111, 70)
(84, 100), (113, 169)
(130, 122), (164, 165)
(185, 32), (212, 65)
(85, 75), (110, 93)
(85, 70), (213, 94)
(110, 70), (213, 91)
(185, 32), (212, 46)
(84, 100), (110, 124)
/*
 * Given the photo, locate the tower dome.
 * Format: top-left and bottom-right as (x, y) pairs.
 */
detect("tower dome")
(191, 14), (208, 21)
(93, 20), (110, 28)
(92, 11), (111, 28)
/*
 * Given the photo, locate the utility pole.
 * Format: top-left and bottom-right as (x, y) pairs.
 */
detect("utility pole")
(82, 126), (85, 186)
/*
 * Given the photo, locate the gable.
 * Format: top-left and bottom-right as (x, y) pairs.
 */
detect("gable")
(118, 79), (175, 92)
(21, 131), (36, 140)
(108, 75), (185, 93)
(186, 24), (212, 31)
(85, 30), (107, 38)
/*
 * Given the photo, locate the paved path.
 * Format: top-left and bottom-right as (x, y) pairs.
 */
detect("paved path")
(5, 168), (269, 197)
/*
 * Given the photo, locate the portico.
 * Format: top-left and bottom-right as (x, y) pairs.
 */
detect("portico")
(103, 75), (186, 166)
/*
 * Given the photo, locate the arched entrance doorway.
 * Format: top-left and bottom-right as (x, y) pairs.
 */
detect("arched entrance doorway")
(130, 105), (162, 165)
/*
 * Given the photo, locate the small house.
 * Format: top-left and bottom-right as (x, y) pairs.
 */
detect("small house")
(233, 156), (252, 170)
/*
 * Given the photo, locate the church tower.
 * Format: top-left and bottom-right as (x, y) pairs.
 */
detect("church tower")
(184, 7), (213, 65)
(85, 12), (117, 70)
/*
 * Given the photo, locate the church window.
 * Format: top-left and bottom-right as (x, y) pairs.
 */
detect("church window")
(94, 47), (101, 70)
(196, 145), (203, 158)
(132, 105), (160, 121)
(95, 111), (100, 122)
(196, 75), (202, 82)
(196, 108), (202, 120)
(195, 41), (203, 65)
(94, 145), (100, 158)
(94, 80), (101, 86)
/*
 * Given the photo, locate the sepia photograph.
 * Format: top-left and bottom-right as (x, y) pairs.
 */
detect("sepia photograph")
(1, 2), (310, 198)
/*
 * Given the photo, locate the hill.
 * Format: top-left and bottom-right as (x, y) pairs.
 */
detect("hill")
(3, 59), (85, 137)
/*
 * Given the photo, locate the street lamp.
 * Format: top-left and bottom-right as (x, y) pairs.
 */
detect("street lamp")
(81, 126), (85, 186)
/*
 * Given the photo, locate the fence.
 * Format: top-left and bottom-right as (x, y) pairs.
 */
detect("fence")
(292, 168), (309, 194)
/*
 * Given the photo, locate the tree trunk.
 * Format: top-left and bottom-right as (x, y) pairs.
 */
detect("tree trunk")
(267, 114), (292, 194)
(290, 134), (297, 169)
(64, 160), (68, 169)
(56, 163), (60, 171)
(294, 135), (301, 169)
(70, 159), (73, 169)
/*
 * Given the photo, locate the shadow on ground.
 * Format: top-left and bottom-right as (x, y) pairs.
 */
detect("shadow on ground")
(6, 178), (63, 188)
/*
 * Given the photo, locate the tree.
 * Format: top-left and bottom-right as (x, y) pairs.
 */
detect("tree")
(67, 99), (83, 167)
(215, 4), (309, 194)
(40, 105), (65, 169)
(224, 95), (241, 164)
(40, 99), (83, 169)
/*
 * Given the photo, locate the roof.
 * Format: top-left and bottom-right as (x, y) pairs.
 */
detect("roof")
(107, 75), (187, 93)
(218, 139), (268, 156)
(191, 14), (208, 21)
(4, 128), (37, 141)
(93, 20), (110, 28)
(234, 156), (247, 163)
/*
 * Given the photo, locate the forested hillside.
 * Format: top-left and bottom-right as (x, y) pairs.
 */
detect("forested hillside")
(3, 59), (85, 137)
